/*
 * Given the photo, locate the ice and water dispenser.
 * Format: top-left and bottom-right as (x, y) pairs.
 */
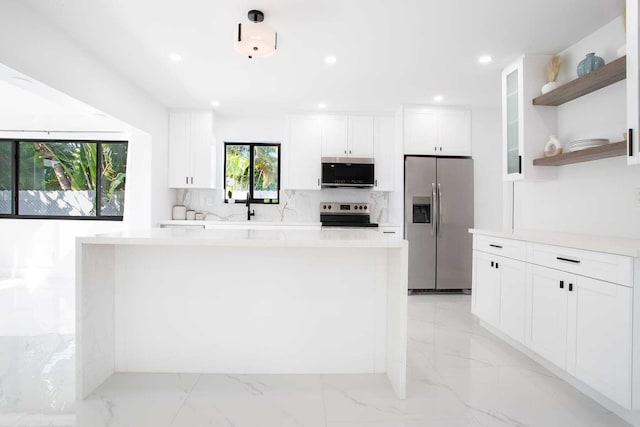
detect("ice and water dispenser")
(412, 196), (431, 224)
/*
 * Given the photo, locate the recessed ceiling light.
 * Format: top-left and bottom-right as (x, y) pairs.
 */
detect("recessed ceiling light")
(318, 103), (327, 109)
(211, 101), (220, 108)
(324, 56), (337, 65)
(478, 55), (493, 64)
(433, 95), (444, 102)
(169, 52), (182, 62)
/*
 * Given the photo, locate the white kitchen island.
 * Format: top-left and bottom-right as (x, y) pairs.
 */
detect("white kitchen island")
(76, 228), (408, 399)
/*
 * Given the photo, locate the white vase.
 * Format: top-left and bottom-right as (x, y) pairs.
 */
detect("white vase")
(541, 81), (560, 95)
(617, 44), (627, 58)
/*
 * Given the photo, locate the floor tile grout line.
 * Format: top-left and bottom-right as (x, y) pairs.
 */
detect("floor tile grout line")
(167, 373), (201, 427)
(320, 374), (328, 427)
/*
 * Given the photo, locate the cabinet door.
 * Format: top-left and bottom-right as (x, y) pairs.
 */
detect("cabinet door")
(437, 110), (471, 156)
(348, 116), (374, 157)
(285, 115), (322, 190)
(627, 0), (639, 165)
(321, 115), (348, 157)
(189, 112), (216, 189)
(373, 116), (395, 191)
(403, 109), (438, 155)
(530, 265), (568, 370)
(472, 251), (500, 327)
(168, 112), (192, 188)
(569, 277), (632, 408)
(498, 257), (527, 344)
(502, 61), (522, 180)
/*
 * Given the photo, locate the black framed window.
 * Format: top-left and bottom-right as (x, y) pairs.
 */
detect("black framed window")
(224, 142), (280, 203)
(0, 139), (128, 220)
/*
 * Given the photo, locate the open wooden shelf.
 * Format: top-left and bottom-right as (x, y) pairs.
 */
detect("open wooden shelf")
(532, 56), (626, 106)
(532, 141), (627, 166)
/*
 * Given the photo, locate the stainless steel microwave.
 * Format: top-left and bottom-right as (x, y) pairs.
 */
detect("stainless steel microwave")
(321, 157), (375, 188)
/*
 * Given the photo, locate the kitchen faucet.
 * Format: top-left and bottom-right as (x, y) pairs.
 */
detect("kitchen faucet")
(246, 192), (255, 221)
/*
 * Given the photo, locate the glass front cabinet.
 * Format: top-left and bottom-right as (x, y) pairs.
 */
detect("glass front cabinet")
(501, 55), (557, 181)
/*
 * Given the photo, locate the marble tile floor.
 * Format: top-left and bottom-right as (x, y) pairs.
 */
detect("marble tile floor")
(0, 294), (633, 426)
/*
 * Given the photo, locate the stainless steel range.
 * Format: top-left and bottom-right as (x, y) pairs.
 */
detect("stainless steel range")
(320, 202), (378, 228)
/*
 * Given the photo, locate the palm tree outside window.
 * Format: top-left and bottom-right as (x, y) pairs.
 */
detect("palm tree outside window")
(224, 142), (280, 204)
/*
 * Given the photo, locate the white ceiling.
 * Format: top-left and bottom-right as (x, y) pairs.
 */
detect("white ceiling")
(23, 0), (624, 115)
(0, 63), (127, 132)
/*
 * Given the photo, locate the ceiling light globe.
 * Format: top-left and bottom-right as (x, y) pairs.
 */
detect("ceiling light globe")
(235, 21), (277, 58)
(478, 55), (493, 64)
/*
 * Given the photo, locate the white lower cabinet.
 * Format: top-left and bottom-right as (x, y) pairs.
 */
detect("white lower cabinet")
(472, 250), (501, 327)
(571, 276), (632, 408)
(497, 257), (527, 344)
(472, 250), (526, 337)
(472, 232), (635, 409)
(529, 265), (569, 370)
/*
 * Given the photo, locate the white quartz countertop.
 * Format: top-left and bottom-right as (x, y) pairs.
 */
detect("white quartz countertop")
(78, 228), (406, 248)
(470, 228), (640, 257)
(159, 220), (322, 226)
(158, 220), (400, 228)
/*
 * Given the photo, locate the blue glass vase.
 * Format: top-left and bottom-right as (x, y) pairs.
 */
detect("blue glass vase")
(577, 53), (605, 77)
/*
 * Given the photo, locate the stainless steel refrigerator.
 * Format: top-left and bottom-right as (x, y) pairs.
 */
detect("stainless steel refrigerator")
(405, 156), (474, 291)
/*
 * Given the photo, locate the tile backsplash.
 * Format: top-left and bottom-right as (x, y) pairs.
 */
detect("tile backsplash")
(175, 189), (391, 224)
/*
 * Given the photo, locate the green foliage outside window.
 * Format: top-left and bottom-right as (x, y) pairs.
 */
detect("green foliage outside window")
(0, 139), (128, 218)
(225, 143), (279, 203)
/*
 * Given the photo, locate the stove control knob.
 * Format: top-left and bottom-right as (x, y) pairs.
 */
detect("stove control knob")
(328, 205), (332, 209)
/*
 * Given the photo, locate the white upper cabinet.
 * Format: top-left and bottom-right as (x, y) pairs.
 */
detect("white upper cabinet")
(168, 111), (216, 189)
(373, 116), (395, 191)
(627, 0), (639, 165)
(437, 109), (471, 156)
(403, 107), (471, 156)
(349, 116), (375, 157)
(285, 114), (322, 190)
(501, 55), (557, 181)
(320, 115), (348, 157)
(321, 114), (374, 158)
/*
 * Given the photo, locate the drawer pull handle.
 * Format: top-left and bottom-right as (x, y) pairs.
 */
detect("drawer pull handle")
(491, 261), (495, 267)
(383, 231), (395, 234)
(489, 244), (502, 249)
(556, 256), (580, 264)
(495, 262), (499, 269)
(560, 280), (564, 289)
(569, 283), (573, 292)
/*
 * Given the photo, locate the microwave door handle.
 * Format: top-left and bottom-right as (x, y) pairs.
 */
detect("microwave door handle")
(431, 182), (437, 237)
(437, 183), (442, 237)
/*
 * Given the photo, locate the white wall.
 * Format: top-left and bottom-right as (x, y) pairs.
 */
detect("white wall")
(0, 127), (152, 336)
(0, 1), (165, 335)
(471, 107), (503, 231)
(0, 0), (170, 223)
(512, 16), (640, 238)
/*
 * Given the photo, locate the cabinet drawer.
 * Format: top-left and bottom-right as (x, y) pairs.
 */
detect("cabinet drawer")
(530, 243), (632, 287)
(473, 235), (526, 261)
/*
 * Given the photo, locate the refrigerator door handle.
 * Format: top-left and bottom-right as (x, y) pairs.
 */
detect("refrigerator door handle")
(437, 183), (443, 236)
(431, 182), (437, 236)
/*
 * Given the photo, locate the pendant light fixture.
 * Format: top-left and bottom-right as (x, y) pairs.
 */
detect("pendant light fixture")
(235, 10), (277, 59)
